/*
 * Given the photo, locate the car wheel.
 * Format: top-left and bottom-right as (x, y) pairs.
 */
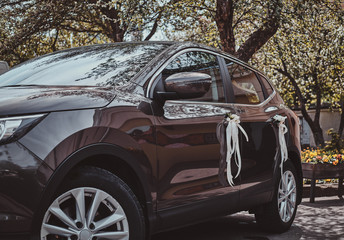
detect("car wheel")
(255, 160), (298, 233)
(40, 166), (145, 240)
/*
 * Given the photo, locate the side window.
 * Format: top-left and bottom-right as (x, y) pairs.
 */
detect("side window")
(225, 59), (265, 104)
(161, 51), (225, 103)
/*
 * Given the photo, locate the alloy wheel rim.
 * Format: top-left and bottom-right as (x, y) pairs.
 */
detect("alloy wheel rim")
(278, 170), (297, 223)
(41, 187), (129, 240)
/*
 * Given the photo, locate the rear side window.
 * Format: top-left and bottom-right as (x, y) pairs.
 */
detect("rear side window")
(225, 59), (265, 104)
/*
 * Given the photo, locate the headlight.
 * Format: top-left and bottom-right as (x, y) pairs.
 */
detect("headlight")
(0, 114), (46, 144)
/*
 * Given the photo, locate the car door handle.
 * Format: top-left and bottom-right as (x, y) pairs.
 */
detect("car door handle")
(264, 106), (278, 113)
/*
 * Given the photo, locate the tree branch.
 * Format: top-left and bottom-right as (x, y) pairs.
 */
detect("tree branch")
(236, 0), (282, 61)
(51, 29), (59, 52)
(144, 11), (163, 41)
(233, 7), (254, 29)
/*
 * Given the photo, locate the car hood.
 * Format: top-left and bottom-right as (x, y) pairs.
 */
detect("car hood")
(0, 86), (115, 117)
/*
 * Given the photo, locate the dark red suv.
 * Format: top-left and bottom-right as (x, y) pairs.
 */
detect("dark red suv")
(0, 42), (302, 240)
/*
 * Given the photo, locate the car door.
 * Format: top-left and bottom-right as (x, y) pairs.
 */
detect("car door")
(222, 58), (282, 207)
(150, 50), (240, 217)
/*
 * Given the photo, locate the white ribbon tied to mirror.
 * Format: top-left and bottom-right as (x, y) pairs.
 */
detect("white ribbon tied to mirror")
(225, 114), (249, 186)
(273, 115), (288, 184)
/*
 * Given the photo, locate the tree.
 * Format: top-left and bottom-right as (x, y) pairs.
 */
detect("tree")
(0, 0), (157, 65)
(2, 1), (342, 146)
(256, 0), (344, 146)
(216, 0), (283, 62)
(159, 0), (284, 62)
(1, 0), (286, 66)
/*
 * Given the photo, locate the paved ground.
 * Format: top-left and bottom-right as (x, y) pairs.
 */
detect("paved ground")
(152, 196), (344, 240)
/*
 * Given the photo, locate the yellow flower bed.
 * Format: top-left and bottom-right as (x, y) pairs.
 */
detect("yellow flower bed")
(301, 148), (344, 165)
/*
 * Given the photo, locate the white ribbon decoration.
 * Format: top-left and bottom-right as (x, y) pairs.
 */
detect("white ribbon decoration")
(273, 115), (288, 183)
(225, 114), (249, 186)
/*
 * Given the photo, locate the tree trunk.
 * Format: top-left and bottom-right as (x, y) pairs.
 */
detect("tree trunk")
(298, 99), (325, 147)
(100, 5), (126, 42)
(311, 69), (325, 146)
(215, 0), (236, 55)
(311, 121), (325, 147)
(276, 65), (325, 147)
(215, 0), (282, 61)
(339, 98), (344, 138)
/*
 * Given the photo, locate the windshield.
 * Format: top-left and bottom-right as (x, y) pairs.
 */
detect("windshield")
(0, 43), (170, 87)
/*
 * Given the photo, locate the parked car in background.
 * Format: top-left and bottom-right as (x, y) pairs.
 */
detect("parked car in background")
(0, 42), (302, 240)
(0, 61), (9, 75)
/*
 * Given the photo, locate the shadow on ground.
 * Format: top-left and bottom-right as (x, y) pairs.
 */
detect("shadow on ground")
(152, 212), (302, 240)
(152, 197), (344, 240)
(295, 197), (344, 239)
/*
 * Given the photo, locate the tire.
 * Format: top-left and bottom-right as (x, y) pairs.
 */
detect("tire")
(255, 160), (299, 233)
(39, 166), (145, 240)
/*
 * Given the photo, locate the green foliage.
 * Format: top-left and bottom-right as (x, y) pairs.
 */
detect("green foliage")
(1, 1), (343, 119)
(161, 0), (284, 56)
(324, 129), (344, 152)
(255, 0), (343, 110)
(0, 0), (153, 66)
(251, 0), (343, 146)
(1, 0), (342, 147)
(159, 0), (220, 47)
(1, 0), (287, 66)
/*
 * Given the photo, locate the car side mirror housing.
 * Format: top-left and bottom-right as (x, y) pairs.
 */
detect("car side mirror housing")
(162, 72), (212, 100)
(0, 61), (9, 75)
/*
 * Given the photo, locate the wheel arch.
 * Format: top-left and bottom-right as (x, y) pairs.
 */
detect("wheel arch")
(288, 145), (303, 205)
(271, 144), (303, 205)
(32, 143), (156, 236)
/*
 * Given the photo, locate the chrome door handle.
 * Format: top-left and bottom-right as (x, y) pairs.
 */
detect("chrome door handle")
(264, 106), (278, 113)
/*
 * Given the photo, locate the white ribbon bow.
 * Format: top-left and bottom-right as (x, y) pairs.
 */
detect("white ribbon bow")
(225, 114), (249, 186)
(273, 115), (288, 184)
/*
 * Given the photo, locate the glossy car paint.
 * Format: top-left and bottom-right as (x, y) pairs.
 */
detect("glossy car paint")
(0, 42), (302, 237)
(0, 86), (114, 117)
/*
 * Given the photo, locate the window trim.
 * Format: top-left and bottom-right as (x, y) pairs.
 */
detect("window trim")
(255, 73), (268, 99)
(257, 73), (275, 95)
(145, 47), (276, 108)
(218, 57), (235, 103)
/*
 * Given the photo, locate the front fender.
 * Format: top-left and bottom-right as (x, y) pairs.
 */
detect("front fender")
(32, 142), (156, 235)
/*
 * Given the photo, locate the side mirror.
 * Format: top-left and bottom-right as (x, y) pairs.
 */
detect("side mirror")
(163, 72), (212, 99)
(0, 61), (9, 75)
